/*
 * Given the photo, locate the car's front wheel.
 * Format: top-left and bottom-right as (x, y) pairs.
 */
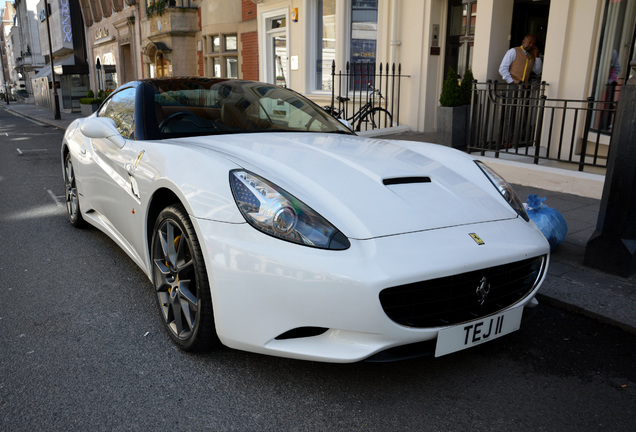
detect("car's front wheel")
(151, 204), (217, 351)
(64, 152), (85, 227)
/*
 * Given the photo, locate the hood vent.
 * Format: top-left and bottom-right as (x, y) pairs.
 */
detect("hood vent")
(383, 176), (431, 186)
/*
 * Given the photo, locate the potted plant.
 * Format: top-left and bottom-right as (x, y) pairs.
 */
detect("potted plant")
(146, 0), (168, 16)
(79, 90), (102, 116)
(437, 67), (473, 149)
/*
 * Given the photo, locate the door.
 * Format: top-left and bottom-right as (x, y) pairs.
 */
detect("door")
(444, 0), (477, 79)
(263, 12), (289, 87)
(86, 87), (137, 242)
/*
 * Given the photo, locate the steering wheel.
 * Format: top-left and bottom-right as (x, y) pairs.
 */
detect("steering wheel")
(159, 111), (199, 131)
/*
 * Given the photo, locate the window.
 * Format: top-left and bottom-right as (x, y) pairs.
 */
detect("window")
(350, 0), (378, 64)
(590, 0), (636, 134)
(310, 0), (378, 92)
(204, 33), (239, 78)
(225, 35), (237, 51)
(98, 87), (136, 139)
(98, 53), (119, 91)
(445, 0), (477, 79)
(211, 36), (220, 53)
(314, 0), (336, 91)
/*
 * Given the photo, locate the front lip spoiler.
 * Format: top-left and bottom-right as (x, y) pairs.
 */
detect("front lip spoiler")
(363, 339), (437, 362)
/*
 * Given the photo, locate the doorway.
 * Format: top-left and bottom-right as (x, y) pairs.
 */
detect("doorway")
(510, 0), (550, 55)
(263, 10), (289, 87)
(444, 0), (477, 79)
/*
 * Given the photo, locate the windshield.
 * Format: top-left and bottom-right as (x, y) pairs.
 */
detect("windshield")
(143, 78), (352, 140)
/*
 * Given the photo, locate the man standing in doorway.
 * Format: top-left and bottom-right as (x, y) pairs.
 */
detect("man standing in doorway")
(499, 34), (543, 85)
(498, 34), (543, 147)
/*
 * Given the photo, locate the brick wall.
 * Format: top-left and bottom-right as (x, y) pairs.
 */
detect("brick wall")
(241, 31), (259, 80)
(242, 0), (257, 22)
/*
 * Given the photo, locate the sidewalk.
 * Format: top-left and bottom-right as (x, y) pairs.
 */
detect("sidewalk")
(3, 102), (636, 335)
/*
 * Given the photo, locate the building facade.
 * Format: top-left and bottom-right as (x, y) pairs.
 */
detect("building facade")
(249, 0), (634, 164)
(30, 0), (88, 111)
(197, 0), (258, 81)
(78, 0), (141, 97)
(1, 2), (15, 97)
(12, 0), (46, 98)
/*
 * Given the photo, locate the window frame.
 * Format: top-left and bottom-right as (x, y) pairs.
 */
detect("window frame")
(203, 33), (239, 79)
(260, 8), (290, 86)
(307, 0), (379, 94)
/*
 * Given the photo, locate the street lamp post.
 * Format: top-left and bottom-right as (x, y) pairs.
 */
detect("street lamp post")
(44, 0), (61, 120)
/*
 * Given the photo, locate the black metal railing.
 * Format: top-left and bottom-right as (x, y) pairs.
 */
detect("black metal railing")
(468, 80), (617, 171)
(324, 61), (407, 131)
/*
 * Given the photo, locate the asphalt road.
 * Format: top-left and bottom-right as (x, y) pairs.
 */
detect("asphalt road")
(0, 107), (634, 431)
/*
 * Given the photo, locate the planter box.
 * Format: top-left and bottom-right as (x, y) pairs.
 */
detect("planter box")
(80, 103), (100, 116)
(436, 105), (468, 149)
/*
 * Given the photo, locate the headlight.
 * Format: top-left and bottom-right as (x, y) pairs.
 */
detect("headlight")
(230, 170), (350, 250)
(475, 161), (529, 222)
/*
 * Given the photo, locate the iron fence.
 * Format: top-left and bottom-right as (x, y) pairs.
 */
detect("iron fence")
(468, 80), (617, 171)
(324, 61), (406, 131)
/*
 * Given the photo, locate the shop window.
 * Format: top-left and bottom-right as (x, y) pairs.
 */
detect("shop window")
(591, 0), (636, 134)
(156, 53), (169, 77)
(350, 0), (378, 64)
(204, 33), (239, 78)
(102, 53), (118, 91)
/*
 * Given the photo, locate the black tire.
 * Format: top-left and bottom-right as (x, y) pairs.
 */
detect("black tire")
(355, 107), (393, 131)
(64, 152), (85, 228)
(151, 204), (218, 351)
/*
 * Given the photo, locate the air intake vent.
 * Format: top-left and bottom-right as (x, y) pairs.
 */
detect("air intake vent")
(379, 256), (547, 328)
(383, 176), (431, 186)
(275, 327), (329, 340)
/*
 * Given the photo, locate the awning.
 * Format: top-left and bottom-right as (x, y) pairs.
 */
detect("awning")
(148, 41), (172, 53)
(33, 55), (86, 79)
(144, 41), (172, 64)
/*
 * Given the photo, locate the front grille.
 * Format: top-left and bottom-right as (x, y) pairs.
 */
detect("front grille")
(379, 256), (546, 328)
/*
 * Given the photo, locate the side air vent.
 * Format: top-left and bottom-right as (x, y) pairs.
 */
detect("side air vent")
(383, 177), (431, 186)
(275, 327), (329, 340)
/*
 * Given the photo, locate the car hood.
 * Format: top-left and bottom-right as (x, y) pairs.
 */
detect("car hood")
(179, 132), (517, 239)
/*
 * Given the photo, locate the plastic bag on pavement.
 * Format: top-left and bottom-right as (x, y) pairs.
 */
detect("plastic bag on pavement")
(525, 194), (568, 251)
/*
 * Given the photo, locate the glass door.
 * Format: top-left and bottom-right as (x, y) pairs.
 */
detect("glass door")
(444, 0), (477, 79)
(265, 14), (288, 87)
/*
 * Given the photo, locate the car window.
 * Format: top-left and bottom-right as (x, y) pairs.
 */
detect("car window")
(145, 79), (352, 140)
(98, 87), (135, 139)
(256, 96), (325, 131)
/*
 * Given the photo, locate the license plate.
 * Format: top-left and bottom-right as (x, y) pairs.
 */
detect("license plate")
(435, 307), (524, 357)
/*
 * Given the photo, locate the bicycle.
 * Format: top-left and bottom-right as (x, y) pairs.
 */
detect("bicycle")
(323, 86), (393, 132)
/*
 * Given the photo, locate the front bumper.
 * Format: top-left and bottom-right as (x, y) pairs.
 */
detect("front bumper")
(194, 216), (550, 362)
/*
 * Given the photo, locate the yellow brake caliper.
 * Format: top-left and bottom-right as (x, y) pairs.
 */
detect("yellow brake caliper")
(167, 235), (181, 295)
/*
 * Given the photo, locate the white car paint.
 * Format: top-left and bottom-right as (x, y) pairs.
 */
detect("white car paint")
(62, 80), (550, 362)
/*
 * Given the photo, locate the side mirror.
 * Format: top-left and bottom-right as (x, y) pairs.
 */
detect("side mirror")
(80, 117), (126, 148)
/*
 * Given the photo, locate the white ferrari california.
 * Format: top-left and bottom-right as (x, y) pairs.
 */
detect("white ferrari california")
(62, 78), (550, 362)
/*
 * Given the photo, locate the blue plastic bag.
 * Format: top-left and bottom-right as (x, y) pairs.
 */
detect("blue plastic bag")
(526, 194), (568, 251)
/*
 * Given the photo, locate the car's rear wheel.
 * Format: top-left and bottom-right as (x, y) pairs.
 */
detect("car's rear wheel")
(64, 152), (85, 227)
(151, 204), (217, 351)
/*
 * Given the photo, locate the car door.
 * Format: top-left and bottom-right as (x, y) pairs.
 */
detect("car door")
(85, 87), (137, 244)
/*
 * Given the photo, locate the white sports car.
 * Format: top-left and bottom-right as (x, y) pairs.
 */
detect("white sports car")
(62, 78), (550, 362)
